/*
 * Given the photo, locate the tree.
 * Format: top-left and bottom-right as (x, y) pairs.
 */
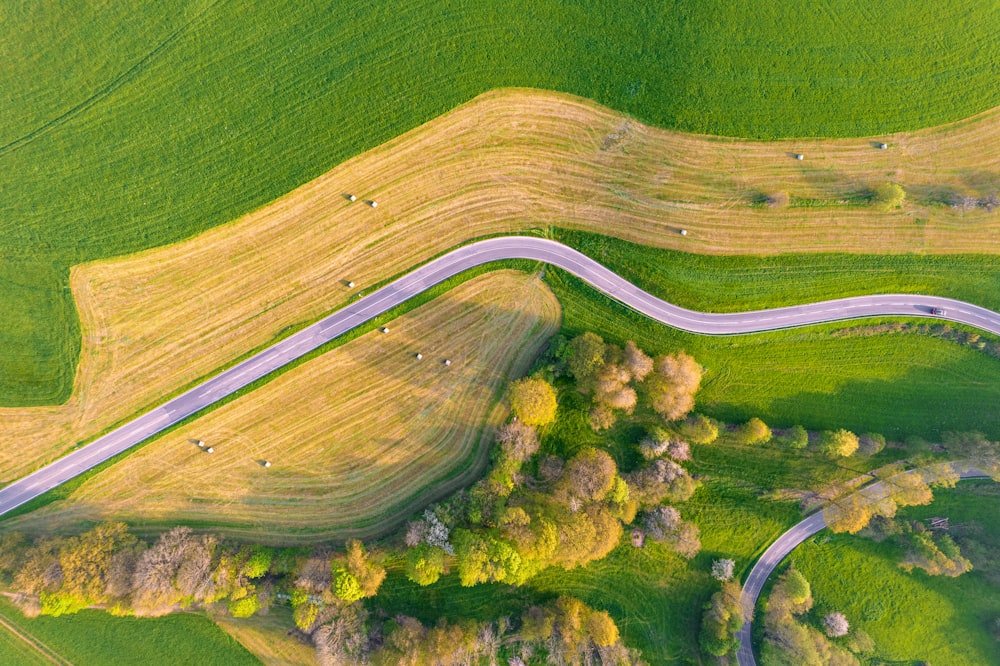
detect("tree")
(678, 414), (718, 444)
(784, 425), (809, 449)
(567, 332), (607, 387)
(857, 432), (886, 456)
(712, 558), (735, 582)
(819, 429), (859, 457)
(734, 417), (771, 445)
(342, 540), (386, 598)
(699, 580), (743, 657)
(645, 352), (703, 421)
(508, 377), (558, 426)
(496, 421), (539, 464)
(405, 543), (445, 586)
(823, 612), (849, 637)
(559, 448), (617, 503)
(625, 457), (696, 506)
(333, 569), (364, 603)
(870, 182), (905, 211)
(622, 340), (653, 381)
(314, 604), (370, 666)
(57, 522), (137, 608)
(643, 506), (701, 558)
(229, 592), (261, 618)
(824, 492), (874, 534)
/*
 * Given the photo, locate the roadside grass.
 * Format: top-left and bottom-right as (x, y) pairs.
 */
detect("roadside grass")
(547, 269), (1000, 440)
(556, 229), (1000, 312)
(8, 72), (1000, 408)
(0, 272), (560, 543)
(789, 480), (1000, 665)
(0, 597), (259, 666)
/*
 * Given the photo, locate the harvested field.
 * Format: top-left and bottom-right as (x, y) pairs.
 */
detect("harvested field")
(4, 88), (1000, 481)
(2, 272), (559, 542)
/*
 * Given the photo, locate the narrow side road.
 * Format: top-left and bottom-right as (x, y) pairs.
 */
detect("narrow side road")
(735, 465), (990, 666)
(1, 236), (999, 519)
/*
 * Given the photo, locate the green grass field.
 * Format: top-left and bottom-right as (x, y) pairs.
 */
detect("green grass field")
(0, 597), (259, 666)
(790, 480), (1000, 665)
(4, 0), (1000, 404)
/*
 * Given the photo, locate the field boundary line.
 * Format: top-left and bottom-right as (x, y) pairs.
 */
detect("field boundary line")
(0, 609), (73, 666)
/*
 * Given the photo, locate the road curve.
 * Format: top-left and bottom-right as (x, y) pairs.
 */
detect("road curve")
(735, 466), (990, 666)
(2, 236), (1000, 520)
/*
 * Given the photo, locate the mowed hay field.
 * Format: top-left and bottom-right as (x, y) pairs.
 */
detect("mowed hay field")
(6, 88), (1000, 482)
(2, 272), (559, 542)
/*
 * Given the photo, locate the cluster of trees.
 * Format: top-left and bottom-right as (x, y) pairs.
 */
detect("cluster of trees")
(558, 333), (703, 430)
(862, 515), (973, 578)
(698, 580), (743, 657)
(760, 568), (868, 666)
(314, 595), (640, 666)
(0, 524), (285, 619)
(823, 462), (960, 534)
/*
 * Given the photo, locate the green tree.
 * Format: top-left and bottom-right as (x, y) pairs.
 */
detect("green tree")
(567, 332), (607, 387)
(699, 581), (744, 657)
(508, 377), (558, 426)
(405, 543), (446, 586)
(819, 429), (859, 457)
(240, 546), (272, 579)
(229, 592), (261, 618)
(678, 413), (718, 444)
(784, 425), (809, 449)
(333, 568), (364, 603)
(734, 417), (772, 445)
(870, 182), (905, 211)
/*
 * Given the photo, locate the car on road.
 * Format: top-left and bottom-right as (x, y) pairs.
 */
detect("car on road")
(930, 307), (946, 316)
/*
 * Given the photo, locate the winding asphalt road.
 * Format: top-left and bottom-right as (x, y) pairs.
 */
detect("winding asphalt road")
(1, 236), (1000, 522)
(735, 465), (991, 666)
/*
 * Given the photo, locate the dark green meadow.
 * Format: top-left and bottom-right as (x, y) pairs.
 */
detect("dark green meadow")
(4, 0), (1000, 403)
(0, 597), (259, 666)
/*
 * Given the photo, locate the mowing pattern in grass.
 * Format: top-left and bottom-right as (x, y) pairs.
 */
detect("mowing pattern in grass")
(2, 272), (559, 543)
(548, 270), (1000, 441)
(790, 481), (1000, 665)
(5, 0), (1000, 403)
(0, 597), (258, 666)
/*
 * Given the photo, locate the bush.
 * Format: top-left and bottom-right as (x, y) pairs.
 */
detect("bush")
(508, 377), (558, 426)
(871, 182), (906, 211)
(678, 414), (719, 444)
(734, 417), (771, 445)
(857, 432), (886, 456)
(229, 592), (260, 618)
(784, 425), (809, 449)
(819, 429), (859, 457)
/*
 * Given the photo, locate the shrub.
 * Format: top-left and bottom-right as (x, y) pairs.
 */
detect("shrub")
(823, 612), (849, 638)
(405, 544), (446, 586)
(712, 558), (736, 582)
(857, 432), (886, 456)
(229, 592), (260, 618)
(784, 425), (809, 449)
(678, 414), (719, 444)
(734, 417), (771, 445)
(819, 429), (859, 457)
(871, 182), (906, 211)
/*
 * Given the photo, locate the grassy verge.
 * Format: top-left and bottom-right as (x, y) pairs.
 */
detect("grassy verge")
(556, 228), (1000, 312)
(789, 480), (1000, 665)
(0, 597), (258, 666)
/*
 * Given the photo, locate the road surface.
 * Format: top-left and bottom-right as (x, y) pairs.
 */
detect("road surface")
(2, 235), (1000, 520)
(735, 465), (990, 665)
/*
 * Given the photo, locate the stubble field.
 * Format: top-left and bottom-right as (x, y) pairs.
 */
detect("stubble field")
(1, 271), (559, 542)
